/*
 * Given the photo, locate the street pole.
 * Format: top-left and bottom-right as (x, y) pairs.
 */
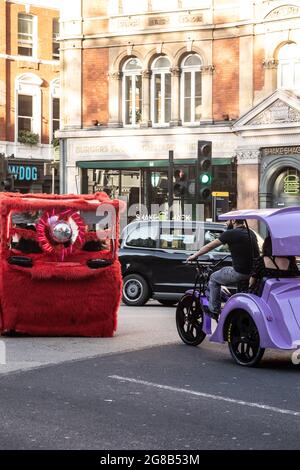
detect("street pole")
(168, 150), (174, 220)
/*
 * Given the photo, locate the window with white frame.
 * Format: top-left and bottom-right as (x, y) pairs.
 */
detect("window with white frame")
(15, 73), (42, 143)
(50, 78), (60, 142)
(278, 43), (300, 91)
(151, 56), (171, 125)
(122, 58), (142, 126)
(18, 13), (36, 57)
(181, 54), (202, 124)
(18, 95), (33, 132)
(52, 18), (60, 60)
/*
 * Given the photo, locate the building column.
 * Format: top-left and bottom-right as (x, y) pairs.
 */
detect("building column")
(201, 65), (214, 124)
(235, 149), (261, 210)
(141, 70), (152, 128)
(170, 67), (181, 127)
(262, 59), (278, 95)
(108, 71), (122, 128)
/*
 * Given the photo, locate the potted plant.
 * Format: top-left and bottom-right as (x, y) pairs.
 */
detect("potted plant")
(18, 130), (39, 146)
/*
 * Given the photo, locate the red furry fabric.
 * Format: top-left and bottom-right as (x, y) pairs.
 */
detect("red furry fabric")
(0, 192), (123, 337)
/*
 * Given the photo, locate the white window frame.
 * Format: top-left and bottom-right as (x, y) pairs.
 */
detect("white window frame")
(15, 73), (43, 144)
(49, 78), (60, 143)
(180, 54), (202, 125)
(122, 58), (142, 127)
(277, 44), (300, 92)
(151, 57), (172, 127)
(17, 13), (38, 59)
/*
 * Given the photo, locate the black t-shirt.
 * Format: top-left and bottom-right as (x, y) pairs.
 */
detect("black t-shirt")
(219, 227), (260, 275)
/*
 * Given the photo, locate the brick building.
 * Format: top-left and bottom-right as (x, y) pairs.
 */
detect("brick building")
(58, 0), (300, 218)
(0, 0), (60, 192)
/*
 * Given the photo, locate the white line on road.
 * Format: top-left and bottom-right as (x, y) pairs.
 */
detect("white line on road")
(109, 375), (300, 417)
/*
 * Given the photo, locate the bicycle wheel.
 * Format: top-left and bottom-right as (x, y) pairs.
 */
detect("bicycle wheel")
(176, 293), (206, 346)
(227, 310), (265, 367)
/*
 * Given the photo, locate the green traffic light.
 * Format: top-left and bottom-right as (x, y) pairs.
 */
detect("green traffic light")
(200, 173), (211, 184)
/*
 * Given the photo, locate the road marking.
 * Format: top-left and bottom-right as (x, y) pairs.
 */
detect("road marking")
(109, 375), (300, 417)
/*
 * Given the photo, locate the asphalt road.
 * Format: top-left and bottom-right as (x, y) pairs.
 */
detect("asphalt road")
(0, 302), (300, 450)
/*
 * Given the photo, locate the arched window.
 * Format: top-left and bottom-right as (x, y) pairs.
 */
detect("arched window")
(181, 54), (202, 124)
(151, 56), (171, 125)
(278, 43), (300, 91)
(15, 73), (42, 143)
(122, 58), (142, 126)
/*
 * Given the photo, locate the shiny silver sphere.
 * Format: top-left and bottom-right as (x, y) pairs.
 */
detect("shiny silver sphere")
(50, 221), (73, 243)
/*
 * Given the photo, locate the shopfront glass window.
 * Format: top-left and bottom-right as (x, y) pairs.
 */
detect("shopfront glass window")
(123, 58), (142, 126)
(18, 94), (33, 132)
(181, 54), (202, 124)
(18, 13), (34, 57)
(278, 43), (300, 91)
(152, 56), (171, 125)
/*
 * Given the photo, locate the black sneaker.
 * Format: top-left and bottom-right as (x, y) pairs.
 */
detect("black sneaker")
(202, 305), (219, 322)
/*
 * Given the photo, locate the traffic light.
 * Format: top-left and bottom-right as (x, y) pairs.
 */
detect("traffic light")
(197, 140), (212, 203)
(173, 168), (187, 198)
(0, 153), (15, 191)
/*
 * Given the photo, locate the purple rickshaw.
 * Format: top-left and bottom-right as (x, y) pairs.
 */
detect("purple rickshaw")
(176, 207), (300, 366)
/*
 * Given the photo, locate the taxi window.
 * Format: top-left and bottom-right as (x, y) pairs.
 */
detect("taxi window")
(204, 229), (229, 252)
(159, 227), (201, 251)
(126, 224), (158, 248)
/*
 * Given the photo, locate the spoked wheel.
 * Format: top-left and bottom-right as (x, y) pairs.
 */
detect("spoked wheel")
(176, 294), (206, 346)
(227, 311), (265, 367)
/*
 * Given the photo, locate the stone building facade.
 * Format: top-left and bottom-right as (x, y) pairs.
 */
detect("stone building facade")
(58, 0), (300, 217)
(0, 0), (60, 192)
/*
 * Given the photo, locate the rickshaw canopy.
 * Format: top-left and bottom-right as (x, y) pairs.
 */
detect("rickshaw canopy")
(218, 207), (300, 256)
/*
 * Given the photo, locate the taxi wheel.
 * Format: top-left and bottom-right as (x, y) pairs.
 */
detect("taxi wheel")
(176, 293), (206, 346)
(122, 274), (150, 306)
(227, 311), (265, 367)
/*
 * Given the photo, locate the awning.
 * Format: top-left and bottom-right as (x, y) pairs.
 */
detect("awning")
(77, 158), (232, 169)
(219, 207), (300, 256)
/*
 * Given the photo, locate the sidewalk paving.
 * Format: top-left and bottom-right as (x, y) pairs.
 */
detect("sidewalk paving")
(0, 303), (177, 375)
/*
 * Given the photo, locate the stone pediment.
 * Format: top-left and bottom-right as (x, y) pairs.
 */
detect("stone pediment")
(233, 90), (300, 131)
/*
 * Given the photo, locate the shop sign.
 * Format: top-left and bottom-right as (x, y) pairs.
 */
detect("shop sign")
(8, 165), (38, 181)
(263, 146), (300, 156)
(283, 174), (300, 195)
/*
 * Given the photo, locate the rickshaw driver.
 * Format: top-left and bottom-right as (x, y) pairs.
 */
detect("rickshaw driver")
(187, 219), (259, 320)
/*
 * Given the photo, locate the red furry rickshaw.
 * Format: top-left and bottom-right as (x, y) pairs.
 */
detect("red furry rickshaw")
(0, 192), (123, 336)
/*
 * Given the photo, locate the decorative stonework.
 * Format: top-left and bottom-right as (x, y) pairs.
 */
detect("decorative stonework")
(142, 70), (152, 79)
(234, 149), (261, 165)
(170, 67), (181, 77)
(108, 71), (123, 80)
(262, 58), (278, 69)
(200, 65), (215, 74)
(265, 5), (300, 20)
(249, 99), (300, 125)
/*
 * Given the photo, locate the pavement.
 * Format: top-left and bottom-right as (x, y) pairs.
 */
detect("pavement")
(0, 302), (177, 375)
(1, 301), (300, 450)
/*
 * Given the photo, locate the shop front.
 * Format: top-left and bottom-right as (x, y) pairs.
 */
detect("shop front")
(7, 158), (59, 194)
(78, 157), (236, 221)
(260, 146), (300, 209)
